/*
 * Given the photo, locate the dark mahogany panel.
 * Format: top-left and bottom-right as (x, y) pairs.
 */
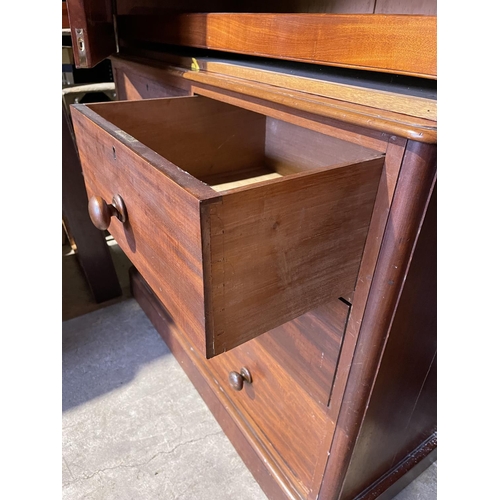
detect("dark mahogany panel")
(340, 184), (436, 499)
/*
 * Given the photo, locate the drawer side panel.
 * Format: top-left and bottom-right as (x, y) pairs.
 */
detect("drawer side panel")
(72, 107), (208, 352)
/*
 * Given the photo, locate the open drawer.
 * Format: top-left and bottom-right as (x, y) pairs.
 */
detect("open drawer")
(71, 95), (384, 358)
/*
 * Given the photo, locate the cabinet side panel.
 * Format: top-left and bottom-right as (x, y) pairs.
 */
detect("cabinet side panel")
(340, 184), (436, 499)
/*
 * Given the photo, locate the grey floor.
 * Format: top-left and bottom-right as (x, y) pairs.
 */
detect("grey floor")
(62, 239), (437, 500)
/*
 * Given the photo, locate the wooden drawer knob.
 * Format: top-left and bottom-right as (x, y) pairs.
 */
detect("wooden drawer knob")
(228, 367), (252, 391)
(88, 194), (127, 230)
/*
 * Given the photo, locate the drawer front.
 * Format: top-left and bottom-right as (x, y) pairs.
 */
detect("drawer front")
(71, 95), (383, 359)
(208, 328), (335, 497)
(206, 297), (350, 492)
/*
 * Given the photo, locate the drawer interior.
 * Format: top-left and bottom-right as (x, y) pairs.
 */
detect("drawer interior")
(88, 95), (382, 193)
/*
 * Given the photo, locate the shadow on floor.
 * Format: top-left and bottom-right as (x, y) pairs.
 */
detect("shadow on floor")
(62, 298), (173, 412)
(62, 238), (173, 411)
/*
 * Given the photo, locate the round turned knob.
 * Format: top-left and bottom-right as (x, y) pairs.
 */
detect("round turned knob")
(228, 367), (252, 391)
(88, 194), (127, 230)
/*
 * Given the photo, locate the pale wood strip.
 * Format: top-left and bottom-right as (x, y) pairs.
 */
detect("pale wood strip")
(198, 60), (437, 121)
(211, 172), (283, 192)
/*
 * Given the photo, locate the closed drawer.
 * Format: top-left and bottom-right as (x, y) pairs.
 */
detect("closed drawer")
(71, 95), (383, 358)
(207, 296), (350, 494)
(208, 326), (335, 497)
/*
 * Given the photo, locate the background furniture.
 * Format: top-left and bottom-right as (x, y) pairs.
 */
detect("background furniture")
(62, 103), (122, 303)
(65, 2), (437, 498)
(62, 17), (122, 304)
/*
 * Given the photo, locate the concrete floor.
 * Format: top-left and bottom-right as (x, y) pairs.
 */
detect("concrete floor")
(62, 240), (437, 499)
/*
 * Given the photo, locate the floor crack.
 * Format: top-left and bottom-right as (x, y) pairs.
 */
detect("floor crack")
(62, 430), (223, 486)
(63, 456), (76, 482)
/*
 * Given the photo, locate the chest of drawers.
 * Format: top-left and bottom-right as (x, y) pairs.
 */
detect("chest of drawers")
(66, 4), (437, 498)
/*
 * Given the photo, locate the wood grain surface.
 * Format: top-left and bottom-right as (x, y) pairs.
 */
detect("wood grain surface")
(205, 156), (383, 355)
(112, 65), (190, 100)
(109, 51), (437, 500)
(354, 434), (436, 500)
(186, 71), (437, 143)
(118, 14), (437, 78)
(71, 101), (217, 355)
(258, 298), (350, 407)
(264, 118), (385, 175)
(110, 55), (437, 143)
(194, 60), (437, 121)
(62, 2), (70, 29)
(86, 96), (267, 181)
(110, 56), (394, 151)
(340, 184), (436, 499)
(326, 136), (407, 425)
(320, 141), (436, 500)
(208, 329), (334, 498)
